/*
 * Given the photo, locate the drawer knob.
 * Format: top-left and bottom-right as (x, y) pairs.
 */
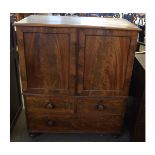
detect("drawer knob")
(96, 104), (105, 111)
(47, 103), (55, 109)
(47, 120), (54, 126)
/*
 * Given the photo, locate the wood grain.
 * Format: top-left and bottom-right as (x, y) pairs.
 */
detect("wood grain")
(16, 30), (27, 91)
(25, 95), (127, 133)
(28, 113), (122, 133)
(15, 16), (139, 134)
(24, 33), (69, 89)
(16, 27), (76, 95)
(24, 95), (74, 114)
(76, 97), (127, 115)
(78, 29), (138, 96)
(14, 15), (141, 31)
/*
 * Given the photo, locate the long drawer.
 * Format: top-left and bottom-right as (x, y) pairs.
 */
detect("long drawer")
(27, 113), (122, 133)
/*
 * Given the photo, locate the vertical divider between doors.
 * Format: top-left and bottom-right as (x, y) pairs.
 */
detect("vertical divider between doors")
(76, 28), (80, 96)
(74, 28), (80, 113)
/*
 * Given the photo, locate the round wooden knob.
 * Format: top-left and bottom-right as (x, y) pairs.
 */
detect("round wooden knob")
(96, 104), (105, 110)
(47, 103), (54, 109)
(47, 120), (54, 126)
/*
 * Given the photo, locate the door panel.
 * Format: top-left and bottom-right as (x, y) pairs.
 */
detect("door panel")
(24, 33), (69, 89)
(78, 29), (137, 96)
(17, 27), (76, 95)
(84, 35), (130, 90)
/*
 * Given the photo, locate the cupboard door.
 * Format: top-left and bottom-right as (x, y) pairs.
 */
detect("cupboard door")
(78, 29), (138, 96)
(16, 27), (76, 95)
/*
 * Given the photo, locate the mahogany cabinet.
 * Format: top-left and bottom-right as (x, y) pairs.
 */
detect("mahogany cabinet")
(15, 15), (140, 134)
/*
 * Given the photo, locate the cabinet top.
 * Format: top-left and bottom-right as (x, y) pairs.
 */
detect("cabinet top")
(14, 15), (140, 31)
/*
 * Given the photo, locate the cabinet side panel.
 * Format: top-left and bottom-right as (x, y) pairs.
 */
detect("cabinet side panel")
(123, 37), (138, 94)
(16, 29), (27, 91)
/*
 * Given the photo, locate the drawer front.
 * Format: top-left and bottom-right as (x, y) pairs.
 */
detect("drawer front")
(25, 96), (126, 133)
(76, 97), (127, 115)
(27, 113), (122, 133)
(28, 114), (75, 132)
(24, 96), (74, 114)
(75, 114), (122, 133)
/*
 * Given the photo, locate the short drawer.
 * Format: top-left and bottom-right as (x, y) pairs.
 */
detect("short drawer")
(76, 97), (127, 115)
(28, 114), (75, 132)
(24, 95), (74, 114)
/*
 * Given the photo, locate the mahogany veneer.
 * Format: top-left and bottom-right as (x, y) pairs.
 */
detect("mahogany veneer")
(15, 15), (140, 134)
